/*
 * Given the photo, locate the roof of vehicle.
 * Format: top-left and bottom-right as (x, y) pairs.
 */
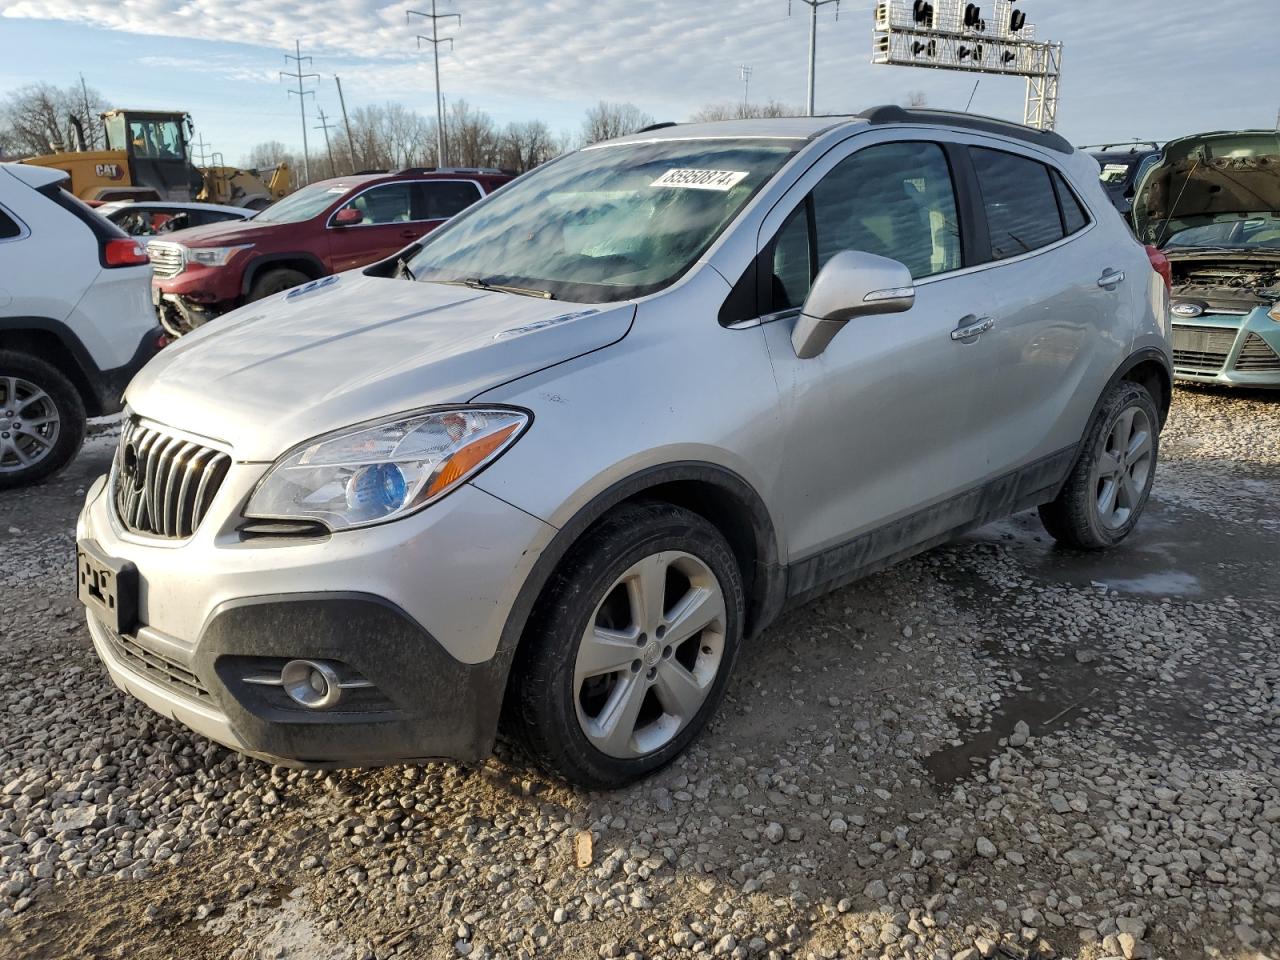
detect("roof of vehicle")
(300, 169), (510, 194)
(1, 161), (69, 189)
(598, 106), (1074, 154)
(96, 200), (255, 216)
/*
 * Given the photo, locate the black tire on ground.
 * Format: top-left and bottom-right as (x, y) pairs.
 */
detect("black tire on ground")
(247, 268), (311, 303)
(1038, 380), (1160, 550)
(0, 351), (86, 490)
(506, 500), (746, 789)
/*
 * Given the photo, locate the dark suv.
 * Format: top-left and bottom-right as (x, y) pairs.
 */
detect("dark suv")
(148, 168), (512, 334)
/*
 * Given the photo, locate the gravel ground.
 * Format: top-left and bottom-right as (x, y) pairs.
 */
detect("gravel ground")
(1, 387), (1277, 960)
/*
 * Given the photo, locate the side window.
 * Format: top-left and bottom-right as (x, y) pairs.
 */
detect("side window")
(336, 184), (413, 225)
(1052, 171), (1090, 235)
(420, 181), (482, 220)
(971, 148), (1065, 259)
(812, 142), (961, 279)
(1, 208), (25, 240)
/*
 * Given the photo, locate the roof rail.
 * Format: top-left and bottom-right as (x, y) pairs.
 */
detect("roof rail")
(1077, 141), (1160, 153)
(856, 105), (1074, 154)
(392, 165), (506, 176)
(636, 121), (678, 134)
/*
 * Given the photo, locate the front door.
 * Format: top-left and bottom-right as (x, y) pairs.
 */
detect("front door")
(757, 138), (996, 582)
(326, 182), (423, 272)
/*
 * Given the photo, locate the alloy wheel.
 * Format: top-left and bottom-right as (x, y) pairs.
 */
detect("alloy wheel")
(573, 551), (727, 759)
(0, 376), (61, 474)
(1094, 404), (1153, 529)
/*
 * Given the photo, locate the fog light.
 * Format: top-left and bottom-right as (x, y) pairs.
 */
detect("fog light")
(281, 659), (342, 709)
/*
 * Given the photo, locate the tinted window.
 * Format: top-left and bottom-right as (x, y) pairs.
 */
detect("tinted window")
(0, 209), (23, 240)
(1053, 171), (1090, 235)
(812, 142), (961, 280)
(338, 184), (413, 225)
(421, 181), (481, 219)
(971, 148), (1064, 259)
(770, 203), (813, 311)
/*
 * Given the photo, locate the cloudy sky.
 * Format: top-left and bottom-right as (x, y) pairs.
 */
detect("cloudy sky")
(0, 0), (1273, 163)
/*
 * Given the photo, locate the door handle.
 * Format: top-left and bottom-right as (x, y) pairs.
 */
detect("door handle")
(951, 316), (995, 341)
(399, 229), (419, 239)
(1097, 269), (1126, 288)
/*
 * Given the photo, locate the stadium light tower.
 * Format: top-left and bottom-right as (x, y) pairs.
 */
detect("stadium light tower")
(871, 0), (1063, 130)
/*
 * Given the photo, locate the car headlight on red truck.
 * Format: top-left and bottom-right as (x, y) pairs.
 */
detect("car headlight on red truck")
(187, 243), (254, 267)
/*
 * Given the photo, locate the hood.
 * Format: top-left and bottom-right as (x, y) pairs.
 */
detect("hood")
(126, 273), (634, 461)
(1133, 130), (1280, 244)
(158, 217), (276, 247)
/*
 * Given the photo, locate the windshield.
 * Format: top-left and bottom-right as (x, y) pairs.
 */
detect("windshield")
(127, 119), (185, 160)
(406, 139), (799, 302)
(1164, 214), (1280, 250)
(253, 183), (348, 224)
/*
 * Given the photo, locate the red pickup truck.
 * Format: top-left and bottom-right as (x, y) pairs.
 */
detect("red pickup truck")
(147, 167), (513, 335)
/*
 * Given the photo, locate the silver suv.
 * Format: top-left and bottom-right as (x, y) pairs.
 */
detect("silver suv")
(76, 107), (1172, 787)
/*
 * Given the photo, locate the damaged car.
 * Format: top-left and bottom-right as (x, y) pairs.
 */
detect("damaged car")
(1133, 130), (1280, 387)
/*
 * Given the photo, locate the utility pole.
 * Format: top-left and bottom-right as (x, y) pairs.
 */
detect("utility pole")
(790, 0), (842, 116)
(314, 108), (338, 179)
(280, 41), (319, 184)
(407, 3), (461, 167)
(334, 76), (359, 173)
(78, 73), (95, 149)
(191, 135), (213, 167)
(739, 65), (753, 115)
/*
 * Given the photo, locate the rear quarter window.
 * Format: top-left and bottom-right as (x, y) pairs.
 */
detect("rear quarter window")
(970, 147), (1065, 260)
(1052, 171), (1091, 235)
(0, 207), (22, 240)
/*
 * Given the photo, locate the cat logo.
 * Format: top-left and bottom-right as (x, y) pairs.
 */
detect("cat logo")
(94, 163), (124, 180)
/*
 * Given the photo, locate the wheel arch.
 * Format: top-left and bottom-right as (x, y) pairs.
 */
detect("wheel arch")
(240, 253), (327, 297)
(0, 318), (103, 416)
(1118, 349), (1172, 428)
(491, 461), (786, 718)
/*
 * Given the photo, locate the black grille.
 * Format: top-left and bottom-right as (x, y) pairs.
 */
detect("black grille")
(1172, 324), (1238, 372)
(1234, 333), (1280, 372)
(112, 418), (231, 539)
(100, 622), (211, 703)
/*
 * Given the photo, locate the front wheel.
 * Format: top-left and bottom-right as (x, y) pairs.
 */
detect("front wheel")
(247, 267), (310, 303)
(1039, 380), (1160, 549)
(506, 501), (745, 788)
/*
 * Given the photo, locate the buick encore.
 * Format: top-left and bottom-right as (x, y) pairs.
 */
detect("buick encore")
(76, 107), (1173, 787)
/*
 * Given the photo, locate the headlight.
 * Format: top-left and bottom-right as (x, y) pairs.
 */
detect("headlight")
(1269, 305), (1280, 323)
(187, 244), (254, 267)
(245, 407), (529, 530)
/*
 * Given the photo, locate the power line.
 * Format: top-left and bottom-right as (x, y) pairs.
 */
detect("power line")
(788, 0), (842, 116)
(280, 40), (320, 184)
(314, 108), (338, 179)
(407, 2), (461, 167)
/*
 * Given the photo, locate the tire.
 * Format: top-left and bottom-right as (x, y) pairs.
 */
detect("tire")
(0, 351), (86, 490)
(506, 501), (746, 789)
(247, 267), (310, 303)
(1038, 380), (1160, 550)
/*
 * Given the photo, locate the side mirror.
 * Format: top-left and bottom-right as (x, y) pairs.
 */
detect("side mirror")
(791, 250), (915, 359)
(333, 207), (362, 227)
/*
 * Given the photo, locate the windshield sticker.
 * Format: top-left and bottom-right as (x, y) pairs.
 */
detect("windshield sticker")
(651, 169), (749, 191)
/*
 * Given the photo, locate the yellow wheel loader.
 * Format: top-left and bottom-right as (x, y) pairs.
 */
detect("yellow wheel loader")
(21, 109), (289, 210)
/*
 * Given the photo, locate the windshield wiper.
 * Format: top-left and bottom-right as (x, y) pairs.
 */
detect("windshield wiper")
(454, 277), (555, 300)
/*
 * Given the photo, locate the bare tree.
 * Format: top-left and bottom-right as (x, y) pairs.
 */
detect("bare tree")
(580, 101), (654, 146)
(1, 82), (110, 157)
(443, 100), (499, 169)
(498, 120), (558, 173)
(689, 100), (799, 122)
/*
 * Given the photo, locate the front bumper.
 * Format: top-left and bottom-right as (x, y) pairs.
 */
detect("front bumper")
(77, 469), (556, 766)
(1171, 309), (1280, 387)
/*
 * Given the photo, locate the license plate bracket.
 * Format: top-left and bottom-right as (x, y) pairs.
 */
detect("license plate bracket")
(76, 540), (138, 635)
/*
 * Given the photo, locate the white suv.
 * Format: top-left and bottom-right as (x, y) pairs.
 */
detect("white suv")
(0, 163), (162, 487)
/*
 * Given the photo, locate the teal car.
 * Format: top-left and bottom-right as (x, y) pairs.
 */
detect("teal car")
(1132, 130), (1280, 387)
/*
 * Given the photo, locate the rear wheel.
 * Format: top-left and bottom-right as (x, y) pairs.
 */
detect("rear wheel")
(0, 352), (86, 490)
(507, 501), (745, 788)
(1039, 380), (1159, 549)
(248, 267), (310, 303)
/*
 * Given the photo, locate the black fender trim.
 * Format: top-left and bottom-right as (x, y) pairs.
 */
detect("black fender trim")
(239, 252), (328, 297)
(0, 317), (162, 416)
(1104, 345), (1174, 427)
(487, 461), (786, 725)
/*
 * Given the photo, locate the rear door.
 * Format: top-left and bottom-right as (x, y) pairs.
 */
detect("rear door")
(757, 135), (998, 575)
(962, 143), (1120, 475)
(326, 181), (421, 272)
